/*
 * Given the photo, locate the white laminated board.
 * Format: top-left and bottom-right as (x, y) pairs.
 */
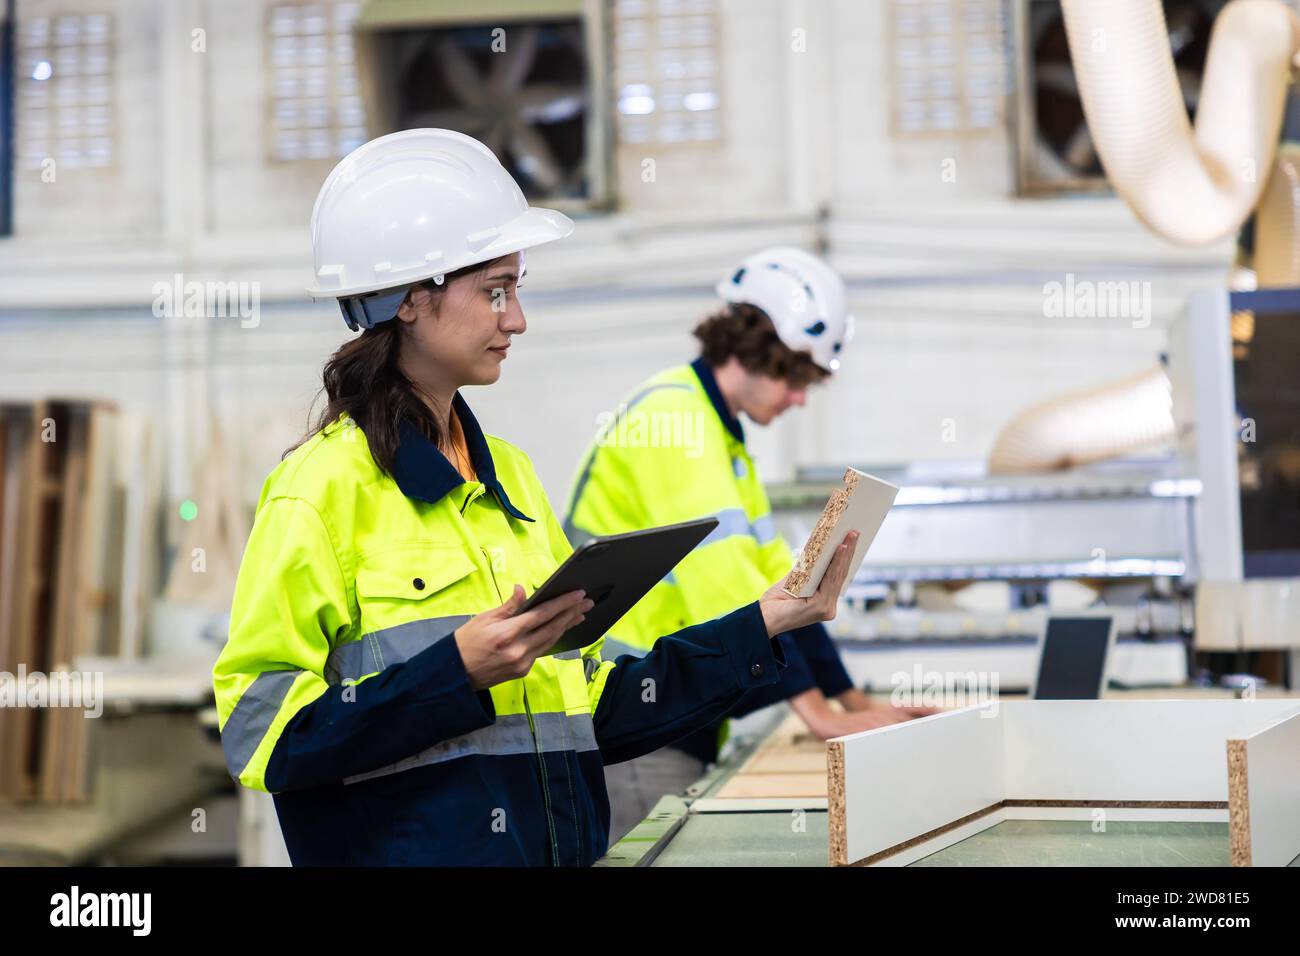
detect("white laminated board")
(828, 704), (1002, 867)
(1229, 707), (1300, 867)
(830, 699), (1300, 867)
(1000, 699), (1300, 802)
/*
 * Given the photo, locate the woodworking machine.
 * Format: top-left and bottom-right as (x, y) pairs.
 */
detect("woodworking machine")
(768, 290), (1300, 692)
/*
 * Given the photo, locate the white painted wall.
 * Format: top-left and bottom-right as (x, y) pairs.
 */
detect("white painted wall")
(0, 0), (1236, 517)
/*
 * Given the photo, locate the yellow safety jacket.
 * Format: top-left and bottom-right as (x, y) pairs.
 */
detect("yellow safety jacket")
(213, 393), (783, 865)
(565, 359), (798, 650)
(564, 359), (852, 759)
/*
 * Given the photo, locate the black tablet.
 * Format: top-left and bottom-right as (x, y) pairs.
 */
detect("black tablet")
(520, 517), (719, 656)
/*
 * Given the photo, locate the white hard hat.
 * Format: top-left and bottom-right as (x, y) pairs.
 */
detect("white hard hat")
(715, 246), (854, 371)
(308, 128), (575, 329)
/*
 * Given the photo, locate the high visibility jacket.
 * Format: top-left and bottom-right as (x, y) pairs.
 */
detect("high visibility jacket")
(213, 393), (784, 866)
(564, 359), (852, 757)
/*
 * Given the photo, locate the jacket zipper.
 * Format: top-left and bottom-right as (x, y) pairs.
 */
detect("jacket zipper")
(522, 686), (560, 864)
(481, 542), (560, 864)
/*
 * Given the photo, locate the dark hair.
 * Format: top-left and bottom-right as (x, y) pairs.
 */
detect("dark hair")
(693, 303), (830, 389)
(287, 261), (491, 475)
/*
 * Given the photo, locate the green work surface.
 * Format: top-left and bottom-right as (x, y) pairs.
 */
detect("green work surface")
(909, 820), (1231, 867)
(651, 811), (829, 867)
(640, 813), (1299, 867)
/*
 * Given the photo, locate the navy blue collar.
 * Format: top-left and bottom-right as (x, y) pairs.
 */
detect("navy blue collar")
(390, 392), (534, 522)
(690, 357), (745, 444)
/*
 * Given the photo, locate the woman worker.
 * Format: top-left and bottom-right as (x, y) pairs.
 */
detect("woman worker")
(211, 129), (858, 866)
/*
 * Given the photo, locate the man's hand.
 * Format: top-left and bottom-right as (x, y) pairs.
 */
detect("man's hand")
(894, 705), (945, 718)
(838, 706), (911, 733)
(758, 531), (858, 637)
(790, 687), (921, 740)
(839, 688), (944, 720)
(454, 585), (594, 691)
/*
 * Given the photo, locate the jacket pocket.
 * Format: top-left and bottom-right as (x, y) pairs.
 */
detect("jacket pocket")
(354, 545), (479, 633)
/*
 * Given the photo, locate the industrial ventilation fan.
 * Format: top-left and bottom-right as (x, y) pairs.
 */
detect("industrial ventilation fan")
(353, 10), (590, 201)
(1014, 0), (1227, 196)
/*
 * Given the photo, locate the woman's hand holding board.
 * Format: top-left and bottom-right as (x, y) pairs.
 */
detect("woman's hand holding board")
(759, 530), (858, 636)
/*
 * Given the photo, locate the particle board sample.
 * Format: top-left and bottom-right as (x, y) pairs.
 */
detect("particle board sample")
(1226, 740), (1251, 866)
(782, 468), (898, 598)
(1227, 707), (1300, 867)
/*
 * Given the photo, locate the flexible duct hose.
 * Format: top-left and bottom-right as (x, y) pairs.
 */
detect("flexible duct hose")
(1060, 0), (1300, 246)
(988, 2), (1300, 473)
(1256, 142), (1300, 285)
(988, 365), (1175, 474)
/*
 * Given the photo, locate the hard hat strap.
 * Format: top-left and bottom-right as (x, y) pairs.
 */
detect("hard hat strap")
(339, 287), (411, 331)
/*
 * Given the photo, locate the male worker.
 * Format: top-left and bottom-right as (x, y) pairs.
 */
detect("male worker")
(565, 246), (934, 843)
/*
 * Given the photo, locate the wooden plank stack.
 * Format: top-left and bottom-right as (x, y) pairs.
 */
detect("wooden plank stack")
(0, 399), (157, 804)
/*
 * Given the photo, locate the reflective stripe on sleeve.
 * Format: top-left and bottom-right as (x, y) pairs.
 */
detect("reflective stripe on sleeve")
(221, 669), (300, 779)
(342, 711), (597, 784)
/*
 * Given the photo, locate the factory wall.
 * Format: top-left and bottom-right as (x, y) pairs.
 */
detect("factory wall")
(0, 0), (1235, 507)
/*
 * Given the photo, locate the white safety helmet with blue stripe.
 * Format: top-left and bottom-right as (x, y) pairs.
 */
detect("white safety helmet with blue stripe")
(308, 128), (575, 331)
(715, 246), (854, 372)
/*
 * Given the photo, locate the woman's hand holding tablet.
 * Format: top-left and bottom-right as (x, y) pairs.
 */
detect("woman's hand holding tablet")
(454, 586), (595, 691)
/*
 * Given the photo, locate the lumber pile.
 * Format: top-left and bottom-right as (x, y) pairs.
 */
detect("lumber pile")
(0, 399), (160, 804)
